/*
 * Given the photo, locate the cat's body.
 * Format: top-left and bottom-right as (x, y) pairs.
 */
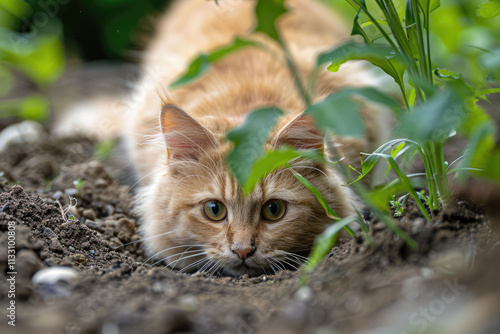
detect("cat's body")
(127, 0), (387, 276)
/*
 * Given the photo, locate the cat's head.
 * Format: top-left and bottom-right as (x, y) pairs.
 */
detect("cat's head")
(143, 104), (355, 277)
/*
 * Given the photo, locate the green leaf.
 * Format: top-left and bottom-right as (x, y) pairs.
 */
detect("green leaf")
(226, 107), (283, 187)
(243, 147), (325, 194)
(371, 153), (431, 220)
(458, 120), (496, 182)
(394, 89), (466, 143)
(477, 1), (500, 19)
(434, 68), (486, 101)
(303, 215), (359, 273)
(170, 38), (257, 88)
(371, 174), (426, 209)
(170, 53), (210, 88)
(405, 0), (419, 60)
(417, 0), (440, 13)
(289, 167), (341, 220)
(305, 94), (364, 138)
(351, 6), (371, 44)
(416, 0), (440, 28)
(0, 34), (64, 86)
(0, 94), (50, 121)
(207, 38), (257, 62)
(385, 141), (406, 176)
(348, 138), (410, 185)
(304, 87), (400, 139)
(254, 0), (287, 42)
(317, 42), (406, 86)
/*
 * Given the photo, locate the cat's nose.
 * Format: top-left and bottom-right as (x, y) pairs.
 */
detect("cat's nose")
(232, 247), (255, 260)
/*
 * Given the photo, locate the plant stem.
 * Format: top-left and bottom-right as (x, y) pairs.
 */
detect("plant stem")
(279, 39), (312, 107)
(418, 146), (439, 210)
(411, 0), (429, 84)
(431, 142), (450, 205)
(356, 0), (421, 105)
(425, 5), (433, 85)
(387, 157), (432, 220)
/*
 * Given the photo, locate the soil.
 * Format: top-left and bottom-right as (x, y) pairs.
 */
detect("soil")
(1, 127), (500, 334)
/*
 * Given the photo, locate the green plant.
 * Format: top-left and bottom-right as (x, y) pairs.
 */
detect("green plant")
(0, 0), (64, 121)
(73, 178), (84, 195)
(94, 138), (117, 162)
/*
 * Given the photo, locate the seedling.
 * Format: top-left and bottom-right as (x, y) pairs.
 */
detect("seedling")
(390, 194), (409, 217)
(73, 178), (84, 195)
(55, 196), (78, 223)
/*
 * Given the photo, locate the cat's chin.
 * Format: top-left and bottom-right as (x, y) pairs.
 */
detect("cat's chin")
(220, 262), (267, 278)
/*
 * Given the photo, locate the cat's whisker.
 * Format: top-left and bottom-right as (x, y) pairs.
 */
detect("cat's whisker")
(270, 258), (286, 271)
(259, 265), (269, 276)
(274, 249), (309, 261)
(267, 258), (283, 273)
(178, 257), (210, 274)
(168, 248), (206, 269)
(141, 244), (205, 266)
(127, 166), (168, 194)
(206, 260), (222, 276)
(266, 260), (278, 275)
(281, 259), (299, 270)
(283, 255), (306, 267)
(195, 258), (216, 274)
(152, 250), (205, 267)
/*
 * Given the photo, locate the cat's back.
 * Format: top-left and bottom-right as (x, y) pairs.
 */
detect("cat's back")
(143, 0), (348, 82)
(127, 0), (380, 179)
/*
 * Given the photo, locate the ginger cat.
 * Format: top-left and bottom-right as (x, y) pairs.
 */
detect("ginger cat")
(127, 0), (386, 276)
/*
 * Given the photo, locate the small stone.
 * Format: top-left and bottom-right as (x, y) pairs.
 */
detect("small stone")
(73, 254), (86, 264)
(294, 286), (313, 302)
(104, 220), (118, 227)
(117, 218), (135, 238)
(43, 227), (58, 239)
(0, 120), (44, 153)
(49, 237), (64, 253)
(32, 267), (78, 286)
(120, 262), (132, 274)
(68, 246), (75, 252)
(83, 209), (96, 221)
(52, 191), (63, 200)
(95, 178), (109, 188)
(105, 204), (115, 216)
(81, 242), (90, 250)
(104, 227), (114, 236)
(65, 188), (78, 196)
(85, 220), (104, 233)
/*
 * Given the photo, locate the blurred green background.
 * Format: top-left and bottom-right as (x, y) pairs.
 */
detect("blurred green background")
(0, 0), (499, 122)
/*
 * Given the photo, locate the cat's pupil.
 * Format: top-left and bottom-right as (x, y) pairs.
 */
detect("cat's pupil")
(269, 203), (278, 215)
(209, 202), (219, 215)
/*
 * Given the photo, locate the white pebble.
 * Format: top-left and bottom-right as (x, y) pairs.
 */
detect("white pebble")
(0, 121), (44, 153)
(32, 267), (78, 286)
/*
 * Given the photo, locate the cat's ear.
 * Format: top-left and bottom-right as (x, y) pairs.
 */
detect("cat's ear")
(271, 113), (324, 150)
(160, 104), (215, 160)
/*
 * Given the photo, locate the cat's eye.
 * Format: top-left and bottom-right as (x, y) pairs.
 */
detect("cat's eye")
(261, 199), (286, 221)
(202, 200), (227, 221)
